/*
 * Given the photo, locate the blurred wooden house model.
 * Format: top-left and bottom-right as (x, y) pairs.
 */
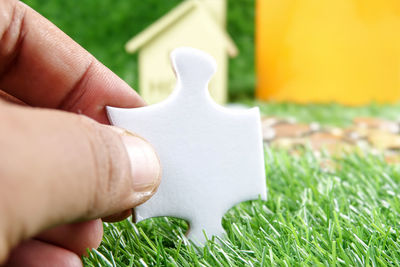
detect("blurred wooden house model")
(125, 0), (238, 104)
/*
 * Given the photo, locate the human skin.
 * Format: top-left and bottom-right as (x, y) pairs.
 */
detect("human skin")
(0, 0), (161, 266)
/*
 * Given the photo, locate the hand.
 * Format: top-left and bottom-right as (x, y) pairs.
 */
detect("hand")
(0, 1), (161, 266)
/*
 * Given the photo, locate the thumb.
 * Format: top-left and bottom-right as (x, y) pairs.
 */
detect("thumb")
(0, 100), (161, 263)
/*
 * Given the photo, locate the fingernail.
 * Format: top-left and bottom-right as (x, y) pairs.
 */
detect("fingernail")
(113, 127), (161, 192)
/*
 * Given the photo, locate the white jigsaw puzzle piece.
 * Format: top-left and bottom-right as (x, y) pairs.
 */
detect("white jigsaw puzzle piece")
(107, 47), (266, 245)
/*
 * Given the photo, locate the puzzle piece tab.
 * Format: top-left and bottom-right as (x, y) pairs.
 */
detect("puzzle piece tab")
(107, 47), (266, 244)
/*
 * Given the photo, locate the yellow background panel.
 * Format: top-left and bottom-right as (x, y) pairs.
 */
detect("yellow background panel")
(256, 0), (400, 105)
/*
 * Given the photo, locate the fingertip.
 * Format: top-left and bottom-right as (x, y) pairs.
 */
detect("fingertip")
(121, 133), (161, 192)
(102, 209), (132, 223)
(104, 125), (161, 201)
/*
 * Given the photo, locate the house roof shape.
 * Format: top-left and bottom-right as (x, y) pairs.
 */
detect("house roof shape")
(125, 0), (238, 57)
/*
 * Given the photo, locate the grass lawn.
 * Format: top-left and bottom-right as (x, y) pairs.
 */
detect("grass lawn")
(83, 104), (400, 266)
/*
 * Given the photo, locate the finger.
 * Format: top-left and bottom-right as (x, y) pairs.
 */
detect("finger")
(0, 101), (161, 263)
(0, 0), (145, 123)
(102, 209), (132, 223)
(35, 220), (103, 256)
(4, 239), (82, 267)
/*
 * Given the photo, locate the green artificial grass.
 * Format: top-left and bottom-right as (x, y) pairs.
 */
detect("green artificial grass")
(81, 103), (400, 266)
(83, 148), (400, 266)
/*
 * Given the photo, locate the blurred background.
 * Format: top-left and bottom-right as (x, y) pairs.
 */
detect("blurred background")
(22, 0), (256, 101)
(22, 0), (400, 107)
